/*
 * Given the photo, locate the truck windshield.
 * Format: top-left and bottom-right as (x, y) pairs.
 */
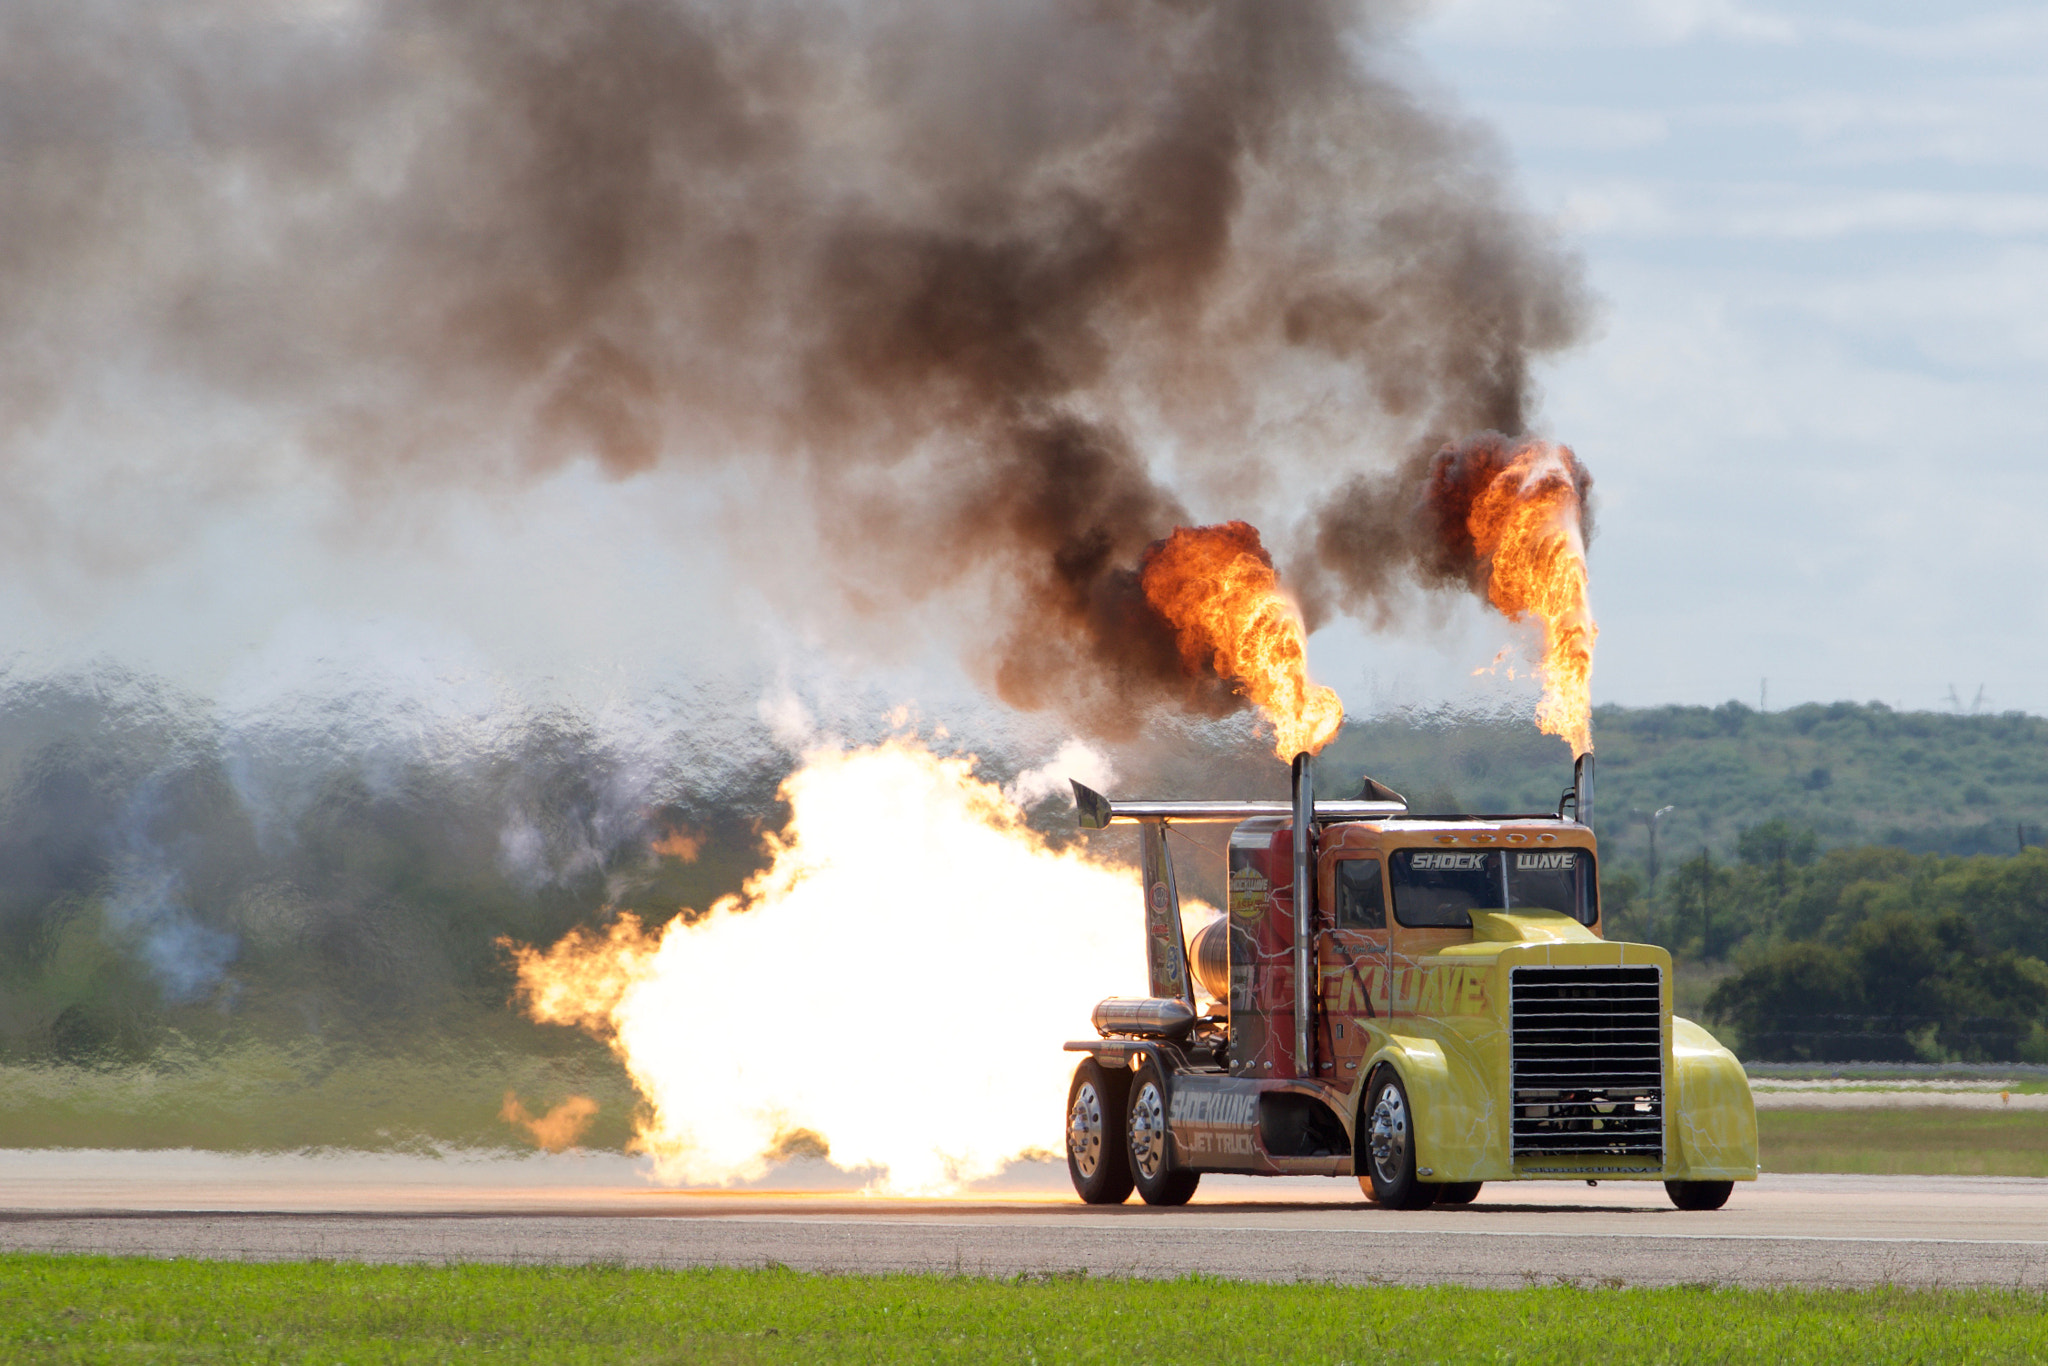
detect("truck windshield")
(1389, 848), (1597, 928)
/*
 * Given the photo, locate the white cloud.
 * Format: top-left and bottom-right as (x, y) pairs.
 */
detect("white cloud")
(1417, 0), (1795, 48)
(1484, 104), (1671, 154)
(1557, 183), (1679, 236)
(1005, 739), (1117, 810)
(1720, 190), (2048, 240)
(1813, 10), (2048, 60)
(1563, 185), (2048, 242)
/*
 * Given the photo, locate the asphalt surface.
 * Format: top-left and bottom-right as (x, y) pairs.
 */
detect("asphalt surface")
(4, 1150), (2046, 1288)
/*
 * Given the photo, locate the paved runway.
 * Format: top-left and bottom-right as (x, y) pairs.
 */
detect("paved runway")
(4, 1150), (2046, 1288)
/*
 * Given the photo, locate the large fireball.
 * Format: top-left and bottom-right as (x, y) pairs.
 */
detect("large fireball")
(503, 736), (1145, 1194)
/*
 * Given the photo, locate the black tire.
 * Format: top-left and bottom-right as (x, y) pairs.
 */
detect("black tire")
(1066, 1058), (1133, 1205)
(1433, 1181), (1483, 1205)
(1126, 1059), (1201, 1207)
(1665, 1179), (1733, 1211)
(1363, 1069), (1436, 1210)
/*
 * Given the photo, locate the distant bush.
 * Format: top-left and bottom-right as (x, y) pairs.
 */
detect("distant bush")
(1707, 912), (2048, 1063)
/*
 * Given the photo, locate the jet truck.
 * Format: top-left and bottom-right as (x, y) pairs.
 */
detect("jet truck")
(1063, 753), (1757, 1210)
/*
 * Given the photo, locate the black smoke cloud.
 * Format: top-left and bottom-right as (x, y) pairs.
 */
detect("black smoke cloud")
(1, 0), (1587, 737)
(1306, 432), (1597, 632)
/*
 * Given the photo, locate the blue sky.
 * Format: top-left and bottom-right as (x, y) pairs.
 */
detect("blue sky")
(1387, 0), (2048, 714)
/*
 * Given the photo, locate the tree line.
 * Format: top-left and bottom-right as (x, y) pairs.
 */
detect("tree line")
(6, 672), (2046, 1070)
(1602, 824), (2048, 1063)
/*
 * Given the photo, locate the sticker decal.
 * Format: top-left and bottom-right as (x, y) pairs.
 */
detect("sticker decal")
(1229, 868), (1270, 918)
(1321, 962), (1491, 1015)
(1514, 851), (1578, 871)
(1168, 1083), (1258, 1157)
(1407, 851), (1489, 871)
(1169, 1089), (1255, 1127)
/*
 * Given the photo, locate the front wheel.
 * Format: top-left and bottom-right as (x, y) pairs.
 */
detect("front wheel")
(1665, 1180), (1733, 1211)
(1433, 1181), (1483, 1205)
(1126, 1060), (1200, 1207)
(1363, 1070), (1436, 1210)
(1066, 1059), (1133, 1205)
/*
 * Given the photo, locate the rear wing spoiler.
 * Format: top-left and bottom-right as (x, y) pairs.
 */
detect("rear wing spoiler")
(1071, 781), (1406, 830)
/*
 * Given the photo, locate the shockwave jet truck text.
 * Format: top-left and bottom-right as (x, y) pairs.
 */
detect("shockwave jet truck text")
(1064, 753), (1758, 1210)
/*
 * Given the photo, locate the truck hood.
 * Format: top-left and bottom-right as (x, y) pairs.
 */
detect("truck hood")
(1468, 908), (1603, 945)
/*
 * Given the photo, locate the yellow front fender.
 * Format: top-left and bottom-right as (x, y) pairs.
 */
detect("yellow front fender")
(1361, 1033), (1508, 1186)
(1667, 1016), (1759, 1180)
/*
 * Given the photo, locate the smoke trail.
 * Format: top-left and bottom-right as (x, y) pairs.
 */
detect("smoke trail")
(104, 780), (241, 1004)
(1307, 432), (1596, 630)
(0, 0), (1588, 739)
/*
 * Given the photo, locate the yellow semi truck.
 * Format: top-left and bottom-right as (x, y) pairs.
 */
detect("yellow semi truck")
(1065, 754), (1757, 1210)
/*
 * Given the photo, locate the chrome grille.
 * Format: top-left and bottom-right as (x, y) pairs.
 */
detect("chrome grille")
(1509, 965), (1664, 1160)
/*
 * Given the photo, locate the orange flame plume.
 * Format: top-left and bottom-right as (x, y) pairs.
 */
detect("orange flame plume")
(1140, 522), (1343, 759)
(1466, 441), (1598, 755)
(499, 1091), (600, 1152)
(502, 736), (1145, 1193)
(651, 826), (702, 862)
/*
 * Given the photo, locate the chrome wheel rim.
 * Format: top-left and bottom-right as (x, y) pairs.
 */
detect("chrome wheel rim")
(1368, 1084), (1409, 1185)
(1128, 1079), (1168, 1180)
(1068, 1082), (1106, 1178)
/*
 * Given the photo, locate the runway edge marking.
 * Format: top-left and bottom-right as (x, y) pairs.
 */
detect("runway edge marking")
(680, 1217), (2048, 1249)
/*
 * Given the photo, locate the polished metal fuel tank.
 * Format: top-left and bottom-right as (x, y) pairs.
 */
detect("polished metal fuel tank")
(1090, 996), (1196, 1039)
(1189, 917), (1230, 1004)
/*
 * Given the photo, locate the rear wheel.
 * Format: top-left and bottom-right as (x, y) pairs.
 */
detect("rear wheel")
(1363, 1070), (1436, 1210)
(1066, 1059), (1133, 1205)
(1432, 1181), (1483, 1205)
(1665, 1179), (1733, 1211)
(1127, 1060), (1201, 1207)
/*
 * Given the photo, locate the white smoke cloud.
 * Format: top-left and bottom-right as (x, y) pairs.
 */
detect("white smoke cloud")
(1004, 739), (1116, 811)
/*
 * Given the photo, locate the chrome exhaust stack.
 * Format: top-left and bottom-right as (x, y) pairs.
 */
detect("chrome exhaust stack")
(1558, 750), (1596, 826)
(1291, 750), (1315, 1075)
(1068, 785), (1404, 827)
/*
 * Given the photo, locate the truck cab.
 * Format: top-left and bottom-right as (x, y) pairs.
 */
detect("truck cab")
(1063, 763), (1757, 1211)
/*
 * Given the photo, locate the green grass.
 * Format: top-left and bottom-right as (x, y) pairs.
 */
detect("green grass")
(1761, 1108), (2048, 1177)
(4, 1256), (2048, 1364)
